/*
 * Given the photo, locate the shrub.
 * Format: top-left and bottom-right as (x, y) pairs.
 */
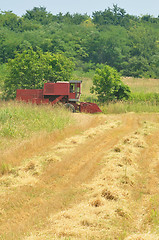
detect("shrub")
(91, 65), (131, 102)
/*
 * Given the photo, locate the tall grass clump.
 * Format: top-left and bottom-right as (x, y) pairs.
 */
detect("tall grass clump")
(0, 101), (73, 140)
(122, 77), (159, 93)
(132, 92), (159, 104)
(101, 101), (159, 114)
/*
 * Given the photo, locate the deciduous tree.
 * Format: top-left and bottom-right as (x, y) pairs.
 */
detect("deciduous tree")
(3, 48), (74, 99)
(91, 65), (131, 102)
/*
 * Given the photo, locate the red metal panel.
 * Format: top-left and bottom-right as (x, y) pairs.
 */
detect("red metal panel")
(69, 92), (76, 100)
(44, 82), (69, 96)
(80, 102), (102, 113)
(16, 89), (43, 102)
(43, 83), (54, 95)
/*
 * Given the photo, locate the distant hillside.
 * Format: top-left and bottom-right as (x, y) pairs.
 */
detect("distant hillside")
(0, 5), (158, 79)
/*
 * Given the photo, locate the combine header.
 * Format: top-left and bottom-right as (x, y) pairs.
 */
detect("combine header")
(16, 81), (102, 113)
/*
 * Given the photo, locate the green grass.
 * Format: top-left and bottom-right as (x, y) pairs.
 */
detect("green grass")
(73, 69), (95, 80)
(0, 101), (73, 140)
(122, 77), (159, 93)
(132, 92), (159, 103)
(100, 101), (159, 114)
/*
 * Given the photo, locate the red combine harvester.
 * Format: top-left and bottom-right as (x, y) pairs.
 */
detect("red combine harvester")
(16, 81), (102, 113)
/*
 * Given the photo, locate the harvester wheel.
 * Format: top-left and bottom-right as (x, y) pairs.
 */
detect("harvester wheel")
(64, 103), (75, 113)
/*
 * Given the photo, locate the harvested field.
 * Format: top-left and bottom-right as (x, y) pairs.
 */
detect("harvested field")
(1, 113), (159, 239)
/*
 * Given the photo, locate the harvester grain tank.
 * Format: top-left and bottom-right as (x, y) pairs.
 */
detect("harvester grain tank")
(16, 80), (102, 113)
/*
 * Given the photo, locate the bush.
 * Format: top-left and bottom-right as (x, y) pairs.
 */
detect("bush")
(91, 65), (131, 102)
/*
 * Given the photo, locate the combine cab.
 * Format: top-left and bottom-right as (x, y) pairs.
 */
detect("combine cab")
(16, 81), (102, 113)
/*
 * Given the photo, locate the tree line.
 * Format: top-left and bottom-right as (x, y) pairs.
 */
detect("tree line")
(0, 5), (159, 82)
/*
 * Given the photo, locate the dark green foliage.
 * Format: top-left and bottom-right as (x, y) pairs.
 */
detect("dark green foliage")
(3, 48), (74, 99)
(91, 65), (131, 102)
(23, 7), (53, 25)
(120, 25), (159, 78)
(131, 92), (159, 104)
(57, 12), (90, 25)
(92, 4), (136, 27)
(121, 56), (151, 78)
(22, 7), (90, 26)
(0, 5), (159, 93)
(0, 11), (22, 31)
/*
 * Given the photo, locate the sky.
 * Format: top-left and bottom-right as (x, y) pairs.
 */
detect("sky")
(0, 0), (158, 17)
